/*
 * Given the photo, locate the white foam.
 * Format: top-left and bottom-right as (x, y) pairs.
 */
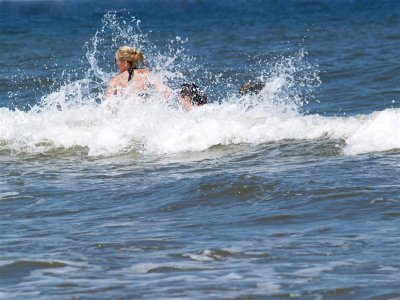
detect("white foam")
(0, 192), (20, 200)
(294, 260), (356, 277)
(129, 262), (207, 274)
(221, 272), (243, 280)
(182, 253), (214, 262)
(256, 281), (281, 292)
(1, 92), (399, 157)
(342, 109), (400, 155)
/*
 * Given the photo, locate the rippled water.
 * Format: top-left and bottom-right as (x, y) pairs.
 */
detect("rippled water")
(1, 147), (399, 299)
(1, 0), (399, 299)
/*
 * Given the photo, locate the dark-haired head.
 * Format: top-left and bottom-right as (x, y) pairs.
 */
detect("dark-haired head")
(239, 81), (266, 96)
(180, 83), (207, 106)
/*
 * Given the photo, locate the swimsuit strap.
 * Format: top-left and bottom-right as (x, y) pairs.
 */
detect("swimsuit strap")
(128, 67), (135, 82)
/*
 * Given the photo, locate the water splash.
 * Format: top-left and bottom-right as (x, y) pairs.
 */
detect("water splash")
(1, 13), (398, 157)
(233, 49), (321, 113)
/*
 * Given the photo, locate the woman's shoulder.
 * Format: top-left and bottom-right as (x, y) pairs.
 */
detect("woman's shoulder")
(113, 71), (128, 81)
(134, 68), (151, 75)
(109, 72), (129, 88)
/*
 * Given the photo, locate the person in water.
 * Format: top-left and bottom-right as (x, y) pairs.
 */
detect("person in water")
(105, 46), (170, 99)
(178, 83), (208, 111)
(239, 81), (266, 96)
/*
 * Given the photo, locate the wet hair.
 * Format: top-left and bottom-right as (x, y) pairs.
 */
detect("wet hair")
(117, 46), (144, 69)
(180, 83), (208, 106)
(239, 81), (266, 96)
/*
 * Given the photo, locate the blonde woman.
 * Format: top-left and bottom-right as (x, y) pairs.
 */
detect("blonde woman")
(105, 46), (170, 99)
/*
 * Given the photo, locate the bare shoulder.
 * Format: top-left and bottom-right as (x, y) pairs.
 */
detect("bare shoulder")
(116, 71), (129, 81)
(108, 76), (119, 88)
(135, 69), (151, 76)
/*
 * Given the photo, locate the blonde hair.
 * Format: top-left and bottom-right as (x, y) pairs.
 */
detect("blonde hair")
(117, 46), (144, 69)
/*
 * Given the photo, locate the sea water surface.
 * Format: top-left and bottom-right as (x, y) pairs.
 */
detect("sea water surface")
(0, 1), (399, 299)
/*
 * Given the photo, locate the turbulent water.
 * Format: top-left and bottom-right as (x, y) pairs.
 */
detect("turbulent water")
(0, 1), (399, 299)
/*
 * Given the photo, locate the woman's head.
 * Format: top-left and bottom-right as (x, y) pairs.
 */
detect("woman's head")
(115, 46), (144, 71)
(179, 83), (208, 107)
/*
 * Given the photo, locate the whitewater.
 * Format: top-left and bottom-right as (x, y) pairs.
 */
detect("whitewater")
(1, 85), (399, 156)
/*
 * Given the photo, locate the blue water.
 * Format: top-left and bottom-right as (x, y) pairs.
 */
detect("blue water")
(1, 1), (399, 299)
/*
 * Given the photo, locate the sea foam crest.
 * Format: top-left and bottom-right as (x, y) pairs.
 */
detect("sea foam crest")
(1, 95), (399, 156)
(1, 13), (398, 157)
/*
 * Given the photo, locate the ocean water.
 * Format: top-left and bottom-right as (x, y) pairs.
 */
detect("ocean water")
(0, 0), (399, 299)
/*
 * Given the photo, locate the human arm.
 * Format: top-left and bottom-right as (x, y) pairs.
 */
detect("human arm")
(105, 78), (118, 99)
(146, 71), (171, 99)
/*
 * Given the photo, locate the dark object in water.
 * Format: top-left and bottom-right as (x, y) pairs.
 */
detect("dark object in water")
(239, 81), (266, 95)
(180, 83), (208, 106)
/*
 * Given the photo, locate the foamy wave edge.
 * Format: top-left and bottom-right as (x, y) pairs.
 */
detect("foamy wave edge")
(0, 100), (399, 156)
